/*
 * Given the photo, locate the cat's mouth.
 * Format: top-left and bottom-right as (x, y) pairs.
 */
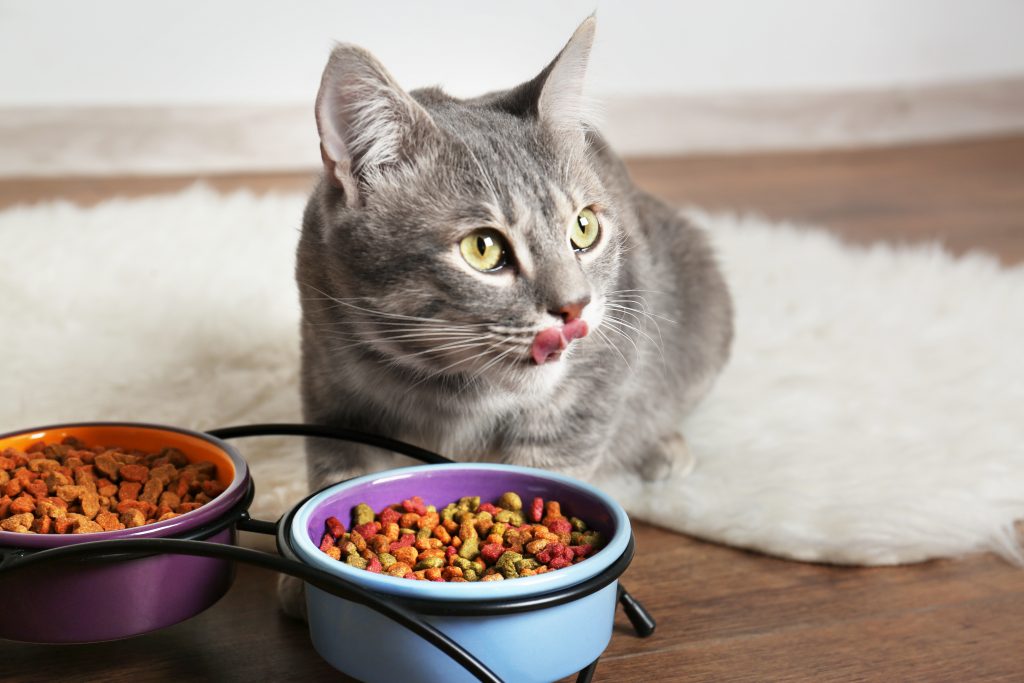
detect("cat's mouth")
(530, 319), (589, 365)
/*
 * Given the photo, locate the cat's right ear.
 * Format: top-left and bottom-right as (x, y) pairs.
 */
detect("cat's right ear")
(315, 44), (436, 208)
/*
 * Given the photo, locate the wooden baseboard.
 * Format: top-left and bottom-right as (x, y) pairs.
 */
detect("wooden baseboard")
(2, 77), (1022, 177)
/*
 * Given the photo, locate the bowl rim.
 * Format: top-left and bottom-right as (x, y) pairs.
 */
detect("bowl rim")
(287, 462), (631, 602)
(0, 421), (250, 549)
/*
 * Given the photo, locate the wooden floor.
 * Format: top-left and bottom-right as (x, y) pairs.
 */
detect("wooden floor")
(2, 136), (1023, 681)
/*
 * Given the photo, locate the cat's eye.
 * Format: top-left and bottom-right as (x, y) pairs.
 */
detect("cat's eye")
(459, 229), (507, 272)
(571, 208), (600, 251)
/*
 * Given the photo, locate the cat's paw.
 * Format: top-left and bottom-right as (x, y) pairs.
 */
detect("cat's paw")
(277, 573), (308, 621)
(640, 432), (695, 481)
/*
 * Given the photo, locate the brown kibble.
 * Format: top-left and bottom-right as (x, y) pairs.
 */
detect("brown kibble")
(201, 479), (225, 498)
(95, 511), (122, 531)
(9, 494), (36, 516)
(119, 508), (146, 528)
(118, 481), (142, 501)
(56, 484), (85, 503)
(157, 448), (189, 467)
(392, 545), (419, 567)
(172, 474), (191, 498)
(4, 477), (22, 497)
(25, 478), (48, 500)
(44, 470), (70, 493)
(118, 464), (149, 483)
(1, 438), (216, 535)
(28, 458), (60, 474)
(80, 492), (101, 519)
(368, 534), (391, 554)
(73, 518), (104, 534)
(35, 499), (66, 520)
(117, 499), (157, 518)
(93, 452), (120, 480)
(193, 461), (216, 478)
(432, 525), (452, 545)
(73, 465), (96, 487)
(1, 512), (34, 532)
(148, 463), (177, 484)
(418, 548), (445, 561)
(139, 478), (164, 505)
(158, 491), (181, 510)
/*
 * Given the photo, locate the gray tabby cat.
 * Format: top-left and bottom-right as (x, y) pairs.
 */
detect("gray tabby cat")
(286, 17), (731, 616)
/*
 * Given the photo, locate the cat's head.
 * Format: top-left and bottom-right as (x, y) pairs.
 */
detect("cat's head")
(308, 18), (627, 393)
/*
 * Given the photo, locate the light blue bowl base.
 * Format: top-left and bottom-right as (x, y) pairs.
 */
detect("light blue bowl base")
(305, 581), (618, 683)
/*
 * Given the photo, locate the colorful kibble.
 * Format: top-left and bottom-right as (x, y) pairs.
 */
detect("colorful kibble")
(317, 491), (603, 582)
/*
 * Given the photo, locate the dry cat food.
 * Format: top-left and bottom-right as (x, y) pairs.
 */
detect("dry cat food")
(0, 436), (224, 534)
(318, 492), (603, 581)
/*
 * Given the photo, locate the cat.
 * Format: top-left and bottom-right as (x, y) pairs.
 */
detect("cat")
(283, 18), (733, 617)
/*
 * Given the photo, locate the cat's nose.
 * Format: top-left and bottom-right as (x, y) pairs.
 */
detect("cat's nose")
(550, 295), (591, 323)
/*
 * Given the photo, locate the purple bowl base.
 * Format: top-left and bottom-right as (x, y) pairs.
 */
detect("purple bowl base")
(0, 527), (236, 644)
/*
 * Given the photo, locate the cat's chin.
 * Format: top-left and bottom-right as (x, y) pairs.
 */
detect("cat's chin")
(495, 355), (569, 396)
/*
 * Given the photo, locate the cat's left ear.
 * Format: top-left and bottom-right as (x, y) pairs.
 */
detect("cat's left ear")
(535, 16), (598, 136)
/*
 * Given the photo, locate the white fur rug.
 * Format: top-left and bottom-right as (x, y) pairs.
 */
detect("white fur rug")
(2, 186), (1021, 566)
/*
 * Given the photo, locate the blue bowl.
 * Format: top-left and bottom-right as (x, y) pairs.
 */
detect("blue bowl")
(286, 463), (632, 683)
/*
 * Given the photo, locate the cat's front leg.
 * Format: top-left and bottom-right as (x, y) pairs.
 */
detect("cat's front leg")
(277, 439), (407, 621)
(305, 436), (407, 491)
(638, 432), (695, 482)
(277, 574), (308, 621)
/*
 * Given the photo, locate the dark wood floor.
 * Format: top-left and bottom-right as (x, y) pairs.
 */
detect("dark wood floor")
(2, 136), (1023, 681)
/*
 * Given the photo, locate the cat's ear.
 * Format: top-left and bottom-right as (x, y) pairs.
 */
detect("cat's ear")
(315, 44), (437, 207)
(534, 16), (598, 135)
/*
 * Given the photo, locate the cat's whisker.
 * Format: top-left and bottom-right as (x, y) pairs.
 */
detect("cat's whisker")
(310, 317), (494, 331)
(456, 344), (523, 394)
(593, 327), (632, 370)
(387, 337), (498, 361)
(321, 330), (480, 349)
(406, 346), (504, 390)
(605, 293), (678, 325)
(603, 314), (666, 366)
(603, 302), (668, 352)
(298, 283), (467, 325)
(326, 336), (483, 356)
(487, 323), (546, 336)
(599, 317), (643, 361)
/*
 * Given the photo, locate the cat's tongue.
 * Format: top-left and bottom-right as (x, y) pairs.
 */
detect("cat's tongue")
(531, 320), (589, 365)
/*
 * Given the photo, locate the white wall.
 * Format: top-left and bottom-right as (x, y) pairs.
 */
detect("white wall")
(2, 0), (1023, 107)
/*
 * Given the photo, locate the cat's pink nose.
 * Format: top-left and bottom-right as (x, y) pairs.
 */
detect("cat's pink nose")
(550, 297), (590, 323)
(531, 320), (589, 365)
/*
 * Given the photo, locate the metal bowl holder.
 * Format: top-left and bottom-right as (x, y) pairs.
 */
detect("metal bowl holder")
(0, 423), (656, 683)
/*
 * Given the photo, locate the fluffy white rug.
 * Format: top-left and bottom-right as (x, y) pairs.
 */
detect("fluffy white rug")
(2, 186), (1021, 566)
